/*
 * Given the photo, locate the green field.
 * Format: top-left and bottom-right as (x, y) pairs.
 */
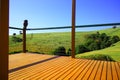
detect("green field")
(9, 32), (88, 54)
(76, 41), (120, 62)
(76, 27), (120, 62)
(9, 27), (120, 61)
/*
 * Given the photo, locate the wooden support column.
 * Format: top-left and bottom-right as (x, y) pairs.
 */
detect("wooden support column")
(0, 0), (9, 79)
(71, 0), (76, 58)
(23, 20), (28, 53)
(23, 27), (26, 53)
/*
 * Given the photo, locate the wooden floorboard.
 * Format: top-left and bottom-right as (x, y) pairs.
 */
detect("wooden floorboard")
(88, 60), (101, 80)
(82, 60), (97, 80)
(111, 62), (119, 80)
(76, 60), (95, 80)
(115, 62), (120, 80)
(107, 62), (112, 80)
(9, 53), (54, 69)
(101, 61), (107, 80)
(64, 59), (88, 80)
(9, 53), (120, 80)
(94, 61), (104, 80)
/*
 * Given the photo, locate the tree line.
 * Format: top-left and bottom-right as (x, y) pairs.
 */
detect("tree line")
(53, 32), (120, 56)
(76, 32), (120, 54)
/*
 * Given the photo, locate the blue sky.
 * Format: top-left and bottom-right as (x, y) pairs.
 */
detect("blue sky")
(10, 0), (120, 34)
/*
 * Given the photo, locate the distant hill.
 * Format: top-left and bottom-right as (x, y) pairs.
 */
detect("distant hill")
(99, 26), (120, 37)
(76, 27), (120, 62)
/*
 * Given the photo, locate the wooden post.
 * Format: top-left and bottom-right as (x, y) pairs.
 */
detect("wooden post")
(71, 0), (76, 58)
(23, 20), (28, 53)
(0, 0), (9, 79)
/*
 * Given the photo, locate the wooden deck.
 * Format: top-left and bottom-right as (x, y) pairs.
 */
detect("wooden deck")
(9, 53), (120, 80)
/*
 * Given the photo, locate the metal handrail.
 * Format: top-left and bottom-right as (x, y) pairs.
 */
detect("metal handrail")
(9, 26), (23, 30)
(9, 22), (120, 30)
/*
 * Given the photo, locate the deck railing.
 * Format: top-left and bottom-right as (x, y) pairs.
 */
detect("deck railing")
(9, 22), (120, 57)
(10, 23), (120, 31)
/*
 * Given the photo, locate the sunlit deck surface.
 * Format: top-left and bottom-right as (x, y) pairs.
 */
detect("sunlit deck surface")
(9, 53), (120, 80)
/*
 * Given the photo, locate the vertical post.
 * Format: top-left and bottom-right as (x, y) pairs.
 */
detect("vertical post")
(71, 0), (76, 58)
(0, 0), (9, 79)
(23, 20), (28, 53)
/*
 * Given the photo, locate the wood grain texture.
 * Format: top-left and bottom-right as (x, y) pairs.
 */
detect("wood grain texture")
(0, 0), (9, 79)
(9, 53), (120, 80)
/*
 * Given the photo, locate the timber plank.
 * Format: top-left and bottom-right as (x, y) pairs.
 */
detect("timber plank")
(101, 61), (107, 80)
(63, 59), (88, 80)
(22, 57), (72, 79)
(82, 60), (97, 80)
(33, 59), (79, 80)
(9, 55), (57, 79)
(9, 53), (53, 69)
(53, 59), (83, 80)
(70, 60), (92, 80)
(76, 60), (96, 80)
(9, 57), (67, 80)
(94, 61), (104, 80)
(107, 62), (112, 80)
(115, 62), (120, 80)
(88, 60), (101, 80)
(111, 62), (119, 80)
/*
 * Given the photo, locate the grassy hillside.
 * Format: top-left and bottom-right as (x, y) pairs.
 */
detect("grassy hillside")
(9, 32), (88, 54)
(76, 41), (120, 62)
(9, 27), (120, 61)
(76, 27), (120, 62)
(99, 27), (120, 37)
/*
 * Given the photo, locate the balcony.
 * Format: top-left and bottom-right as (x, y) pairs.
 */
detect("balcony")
(1, 0), (120, 79)
(8, 23), (120, 80)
